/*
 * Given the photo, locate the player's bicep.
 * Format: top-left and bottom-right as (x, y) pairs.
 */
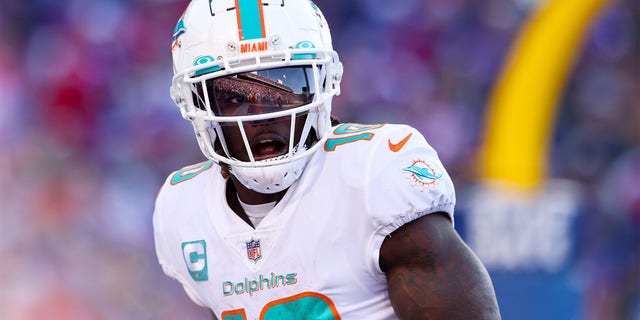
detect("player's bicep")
(380, 213), (501, 320)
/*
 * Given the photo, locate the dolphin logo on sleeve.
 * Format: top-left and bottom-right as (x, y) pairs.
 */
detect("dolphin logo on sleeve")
(403, 160), (442, 186)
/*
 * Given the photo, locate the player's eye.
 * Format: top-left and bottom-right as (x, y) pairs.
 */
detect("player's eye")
(228, 93), (245, 104)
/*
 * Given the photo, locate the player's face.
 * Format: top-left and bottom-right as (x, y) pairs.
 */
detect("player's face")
(194, 67), (316, 161)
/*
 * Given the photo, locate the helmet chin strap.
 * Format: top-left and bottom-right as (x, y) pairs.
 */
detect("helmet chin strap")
(229, 145), (309, 194)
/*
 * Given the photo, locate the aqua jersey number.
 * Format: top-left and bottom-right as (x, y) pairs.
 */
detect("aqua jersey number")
(324, 123), (383, 152)
(222, 292), (341, 320)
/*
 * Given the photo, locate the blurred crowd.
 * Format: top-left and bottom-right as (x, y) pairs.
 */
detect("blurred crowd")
(0, 0), (637, 319)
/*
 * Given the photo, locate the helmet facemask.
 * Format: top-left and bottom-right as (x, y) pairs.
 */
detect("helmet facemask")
(172, 50), (340, 193)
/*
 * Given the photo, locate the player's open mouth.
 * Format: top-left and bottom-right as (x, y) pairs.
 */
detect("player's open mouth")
(251, 134), (288, 161)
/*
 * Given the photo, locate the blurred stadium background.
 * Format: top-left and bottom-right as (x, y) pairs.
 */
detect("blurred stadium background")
(0, 0), (637, 319)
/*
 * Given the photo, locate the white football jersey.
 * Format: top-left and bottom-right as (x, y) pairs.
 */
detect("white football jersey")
(153, 123), (456, 319)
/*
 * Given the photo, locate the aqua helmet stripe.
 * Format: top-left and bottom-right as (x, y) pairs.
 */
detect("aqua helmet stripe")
(235, 0), (266, 40)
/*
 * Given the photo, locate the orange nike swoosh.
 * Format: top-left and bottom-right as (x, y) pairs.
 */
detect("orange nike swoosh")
(388, 133), (413, 152)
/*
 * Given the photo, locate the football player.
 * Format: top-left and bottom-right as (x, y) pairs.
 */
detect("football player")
(153, 0), (500, 319)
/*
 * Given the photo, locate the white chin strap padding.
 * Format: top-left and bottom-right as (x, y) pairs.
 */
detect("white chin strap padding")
(229, 156), (308, 193)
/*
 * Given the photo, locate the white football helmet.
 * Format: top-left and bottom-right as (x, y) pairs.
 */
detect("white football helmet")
(170, 0), (343, 193)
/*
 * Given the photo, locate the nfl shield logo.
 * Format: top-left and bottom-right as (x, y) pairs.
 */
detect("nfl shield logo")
(246, 239), (262, 262)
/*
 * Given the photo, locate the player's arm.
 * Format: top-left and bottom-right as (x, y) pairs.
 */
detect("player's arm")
(380, 212), (501, 319)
